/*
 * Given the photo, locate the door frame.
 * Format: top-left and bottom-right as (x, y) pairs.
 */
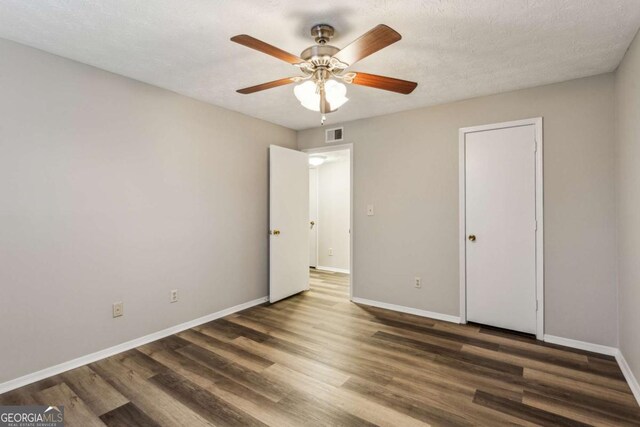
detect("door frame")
(303, 143), (354, 302)
(458, 117), (544, 340)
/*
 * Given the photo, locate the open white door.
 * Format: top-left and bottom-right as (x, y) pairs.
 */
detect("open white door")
(270, 145), (309, 303)
(309, 168), (318, 267)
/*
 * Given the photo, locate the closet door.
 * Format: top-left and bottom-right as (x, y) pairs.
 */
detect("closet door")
(464, 124), (537, 334)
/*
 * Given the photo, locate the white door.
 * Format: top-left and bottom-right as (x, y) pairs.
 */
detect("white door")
(309, 168), (318, 267)
(465, 125), (537, 334)
(270, 145), (309, 303)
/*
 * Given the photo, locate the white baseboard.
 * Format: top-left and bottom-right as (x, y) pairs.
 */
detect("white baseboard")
(352, 297), (460, 324)
(315, 266), (350, 274)
(0, 296), (268, 395)
(615, 349), (640, 406)
(542, 334), (618, 356)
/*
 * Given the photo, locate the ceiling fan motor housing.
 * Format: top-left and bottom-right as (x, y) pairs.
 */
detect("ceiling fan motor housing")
(300, 45), (339, 64)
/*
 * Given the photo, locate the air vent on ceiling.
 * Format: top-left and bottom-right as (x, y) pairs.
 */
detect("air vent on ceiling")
(325, 127), (344, 143)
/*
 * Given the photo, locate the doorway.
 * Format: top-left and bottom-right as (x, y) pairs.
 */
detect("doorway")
(305, 144), (352, 299)
(459, 118), (544, 339)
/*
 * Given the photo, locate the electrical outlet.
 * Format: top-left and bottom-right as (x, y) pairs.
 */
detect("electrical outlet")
(414, 277), (422, 288)
(170, 289), (178, 303)
(112, 302), (123, 318)
(328, 248), (333, 256)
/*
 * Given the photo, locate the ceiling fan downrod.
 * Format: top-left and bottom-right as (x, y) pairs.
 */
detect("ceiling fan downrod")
(311, 24), (335, 45)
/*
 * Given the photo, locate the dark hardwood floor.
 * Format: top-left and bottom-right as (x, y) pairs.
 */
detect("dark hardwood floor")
(2, 269), (639, 426)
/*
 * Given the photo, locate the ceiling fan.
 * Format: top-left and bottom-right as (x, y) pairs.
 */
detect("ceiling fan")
(231, 24), (417, 124)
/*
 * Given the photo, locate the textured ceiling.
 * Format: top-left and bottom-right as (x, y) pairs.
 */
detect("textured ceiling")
(1, 1), (639, 130)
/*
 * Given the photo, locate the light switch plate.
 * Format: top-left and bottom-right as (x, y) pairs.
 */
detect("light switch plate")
(367, 204), (374, 216)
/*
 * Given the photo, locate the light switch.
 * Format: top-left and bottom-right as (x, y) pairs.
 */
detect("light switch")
(367, 204), (374, 216)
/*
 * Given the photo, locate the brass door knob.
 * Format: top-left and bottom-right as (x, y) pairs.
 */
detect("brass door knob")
(310, 221), (315, 229)
(468, 234), (476, 242)
(270, 229), (281, 235)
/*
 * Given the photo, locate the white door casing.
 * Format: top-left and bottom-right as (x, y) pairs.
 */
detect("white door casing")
(459, 118), (544, 339)
(269, 145), (310, 303)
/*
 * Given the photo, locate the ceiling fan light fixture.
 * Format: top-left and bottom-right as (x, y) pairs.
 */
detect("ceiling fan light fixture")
(294, 80), (349, 112)
(309, 155), (326, 166)
(294, 81), (320, 111)
(325, 79), (349, 110)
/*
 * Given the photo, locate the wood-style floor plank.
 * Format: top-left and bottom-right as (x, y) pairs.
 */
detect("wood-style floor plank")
(179, 328), (274, 371)
(142, 347), (307, 427)
(523, 390), (640, 427)
(100, 402), (160, 427)
(2, 269), (638, 426)
(35, 383), (107, 427)
(473, 389), (591, 427)
(60, 366), (129, 416)
(90, 358), (212, 427)
(263, 363), (428, 427)
(176, 343), (292, 403)
(149, 371), (267, 426)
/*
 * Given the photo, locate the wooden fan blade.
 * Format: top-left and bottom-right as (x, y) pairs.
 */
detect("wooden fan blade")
(236, 77), (296, 94)
(332, 25), (401, 66)
(350, 72), (417, 94)
(231, 35), (305, 64)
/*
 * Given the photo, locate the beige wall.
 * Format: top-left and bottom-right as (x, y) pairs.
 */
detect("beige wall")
(615, 30), (640, 384)
(0, 38), (296, 383)
(317, 156), (350, 271)
(298, 74), (618, 346)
